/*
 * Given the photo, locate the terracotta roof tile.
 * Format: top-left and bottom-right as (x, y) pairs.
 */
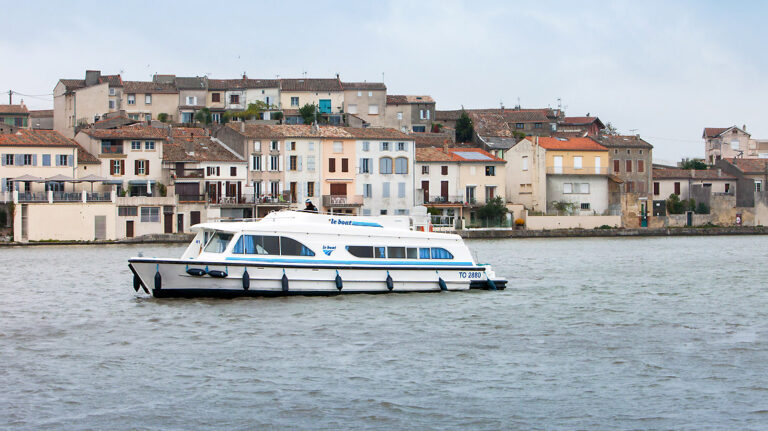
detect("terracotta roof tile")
(562, 116), (603, 127)
(74, 142), (100, 164)
(227, 123), (411, 140)
(703, 127), (731, 138)
(535, 136), (608, 151)
(280, 78), (342, 92)
(416, 147), (505, 163)
(342, 82), (386, 91)
(99, 75), (123, 87)
(595, 135), (653, 149)
(412, 132), (455, 148)
(59, 79), (86, 91)
(0, 104), (29, 114)
(29, 109), (53, 118)
(123, 81), (178, 94)
(732, 158), (768, 173)
(653, 168), (736, 180)
(387, 95), (435, 104)
(163, 137), (244, 163)
(0, 129), (77, 147)
(82, 124), (168, 140)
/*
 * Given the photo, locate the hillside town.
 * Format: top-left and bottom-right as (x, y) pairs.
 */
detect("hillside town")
(1, 70), (767, 241)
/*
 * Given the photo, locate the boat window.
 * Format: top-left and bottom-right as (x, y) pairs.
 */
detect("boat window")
(419, 248), (431, 259)
(204, 232), (233, 253)
(431, 248), (454, 259)
(375, 246), (386, 258)
(280, 237), (315, 256)
(388, 247), (405, 259)
(406, 248), (418, 259)
(232, 234), (280, 255)
(346, 246), (373, 258)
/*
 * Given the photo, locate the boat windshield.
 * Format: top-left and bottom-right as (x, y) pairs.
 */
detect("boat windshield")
(204, 232), (234, 253)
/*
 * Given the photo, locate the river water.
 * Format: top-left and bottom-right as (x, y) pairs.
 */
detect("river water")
(1, 236), (767, 430)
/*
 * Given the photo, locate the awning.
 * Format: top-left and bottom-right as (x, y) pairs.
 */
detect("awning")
(128, 180), (157, 185)
(101, 180), (124, 185)
(44, 174), (76, 182)
(78, 174), (109, 182)
(10, 174), (43, 182)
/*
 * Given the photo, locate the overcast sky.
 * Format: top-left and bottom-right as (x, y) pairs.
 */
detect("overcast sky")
(1, 0), (765, 162)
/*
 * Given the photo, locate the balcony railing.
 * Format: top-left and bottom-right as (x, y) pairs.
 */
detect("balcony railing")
(173, 168), (204, 179)
(546, 166), (608, 175)
(100, 145), (123, 154)
(17, 192), (48, 202)
(322, 194), (364, 207)
(426, 195), (466, 205)
(53, 192), (83, 202)
(87, 192), (111, 201)
(178, 194), (206, 203)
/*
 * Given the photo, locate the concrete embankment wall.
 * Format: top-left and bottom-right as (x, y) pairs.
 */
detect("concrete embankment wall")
(459, 226), (768, 239)
(525, 215), (621, 230)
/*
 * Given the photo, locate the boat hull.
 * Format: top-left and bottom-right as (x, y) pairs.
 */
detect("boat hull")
(129, 258), (507, 298)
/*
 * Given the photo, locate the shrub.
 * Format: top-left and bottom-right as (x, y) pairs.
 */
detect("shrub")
(157, 113), (169, 123)
(695, 202), (709, 214)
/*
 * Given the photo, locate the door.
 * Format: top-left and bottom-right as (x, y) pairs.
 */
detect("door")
(319, 99), (331, 114)
(440, 181), (449, 201)
(208, 182), (218, 203)
(330, 183), (347, 196)
(164, 212), (173, 233)
(421, 180), (429, 203)
(126, 220), (134, 238)
(290, 182), (297, 203)
(95, 215), (106, 240)
(177, 213), (184, 233)
(175, 162), (184, 177)
(553, 156), (563, 174)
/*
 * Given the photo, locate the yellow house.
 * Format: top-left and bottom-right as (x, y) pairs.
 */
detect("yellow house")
(319, 128), (359, 214)
(0, 129), (80, 194)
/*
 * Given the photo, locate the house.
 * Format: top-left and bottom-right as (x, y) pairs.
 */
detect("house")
(703, 125), (768, 164)
(435, 107), (562, 135)
(558, 116), (605, 136)
(652, 167), (736, 203)
(715, 158), (768, 207)
(384, 95), (435, 133)
(162, 131), (248, 223)
(172, 76), (208, 124)
(121, 81), (178, 123)
(74, 124), (169, 196)
(0, 104), (30, 128)
(280, 78), (345, 125)
(341, 82), (387, 127)
(349, 127), (415, 216)
(29, 110), (54, 130)
(594, 135), (653, 195)
(415, 147), (506, 227)
(536, 136), (615, 215)
(53, 70), (124, 137)
(503, 137), (548, 212)
(0, 129), (80, 195)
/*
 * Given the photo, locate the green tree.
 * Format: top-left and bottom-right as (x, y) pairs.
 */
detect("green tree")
(157, 113), (169, 123)
(603, 122), (619, 135)
(299, 103), (319, 125)
(477, 196), (508, 221)
(667, 194), (696, 214)
(194, 108), (213, 125)
(455, 110), (474, 142)
(552, 200), (576, 215)
(680, 158), (708, 170)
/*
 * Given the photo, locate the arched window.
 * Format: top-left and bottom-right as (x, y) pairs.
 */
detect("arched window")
(379, 157), (393, 174)
(395, 157), (408, 174)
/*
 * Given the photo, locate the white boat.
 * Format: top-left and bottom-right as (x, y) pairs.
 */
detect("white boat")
(128, 210), (507, 297)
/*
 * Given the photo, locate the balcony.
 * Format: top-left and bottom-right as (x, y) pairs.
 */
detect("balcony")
(173, 168), (204, 179)
(178, 194), (206, 203)
(546, 166), (608, 175)
(425, 195), (466, 205)
(322, 194), (364, 207)
(100, 145), (123, 155)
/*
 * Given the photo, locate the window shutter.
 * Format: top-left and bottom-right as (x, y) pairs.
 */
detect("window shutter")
(315, 182), (319, 199)
(16, 154), (23, 166)
(277, 141), (280, 151)
(285, 155), (289, 170)
(260, 155), (265, 171)
(278, 156), (284, 172)
(379, 142), (384, 151)
(217, 166), (220, 176)
(32, 155), (37, 166)
(298, 155), (302, 171)
(359, 158), (363, 173)
(146, 160), (150, 175)
(1, 155), (5, 166)
(135, 160), (140, 174)
(55, 155), (60, 166)
(0, 178), (5, 193)
(110, 161), (115, 175)
(120, 160), (125, 175)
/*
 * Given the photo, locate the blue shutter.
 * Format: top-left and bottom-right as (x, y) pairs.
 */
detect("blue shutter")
(16, 154), (23, 166)
(42, 154), (51, 166)
(1, 178), (5, 192)
(1, 154), (5, 166)
(32, 155), (37, 166)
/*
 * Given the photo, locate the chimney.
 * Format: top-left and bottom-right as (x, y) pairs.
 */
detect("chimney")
(743, 124), (746, 131)
(85, 70), (101, 87)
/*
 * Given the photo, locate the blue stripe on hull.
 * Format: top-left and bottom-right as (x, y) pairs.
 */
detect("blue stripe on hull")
(224, 256), (474, 266)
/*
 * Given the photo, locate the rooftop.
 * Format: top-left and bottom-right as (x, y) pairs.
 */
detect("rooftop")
(0, 129), (77, 147)
(123, 81), (178, 94)
(534, 136), (608, 151)
(342, 82), (387, 91)
(227, 123), (412, 140)
(280, 78), (343, 92)
(386, 95), (435, 105)
(731, 158), (768, 173)
(416, 147), (505, 163)
(595, 134), (653, 149)
(0, 104), (29, 115)
(163, 136), (244, 163)
(653, 167), (736, 180)
(82, 124), (169, 140)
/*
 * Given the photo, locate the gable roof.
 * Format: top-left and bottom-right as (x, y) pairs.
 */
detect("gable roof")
(59, 79), (86, 91)
(99, 75), (123, 87)
(386, 95), (435, 105)
(175, 77), (208, 90)
(342, 82), (386, 91)
(436, 107), (558, 122)
(0, 104), (29, 115)
(29, 109), (53, 118)
(0, 129), (77, 147)
(74, 142), (100, 164)
(412, 132), (455, 148)
(227, 123), (410, 140)
(163, 136), (244, 163)
(280, 78), (343, 92)
(208, 78), (280, 90)
(702, 126), (749, 138)
(416, 147), (505, 163)
(535, 136), (608, 151)
(81, 124), (168, 140)
(653, 167), (736, 180)
(595, 135), (653, 149)
(732, 158), (768, 173)
(123, 81), (178, 94)
(562, 116), (605, 128)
